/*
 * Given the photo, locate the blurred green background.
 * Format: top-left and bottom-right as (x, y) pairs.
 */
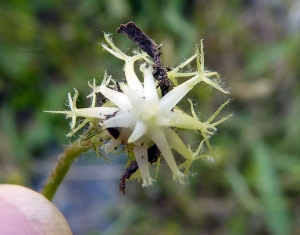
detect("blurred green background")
(1, 0), (300, 234)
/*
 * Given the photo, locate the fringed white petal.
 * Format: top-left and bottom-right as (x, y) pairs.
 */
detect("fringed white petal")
(133, 145), (153, 187)
(119, 83), (143, 107)
(140, 64), (159, 103)
(154, 116), (173, 127)
(124, 56), (144, 96)
(165, 128), (193, 161)
(158, 74), (200, 112)
(99, 86), (132, 111)
(102, 112), (135, 129)
(128, 120), (148, 144)
(167, 111), (215, 135)
(102, 34), (126, 60)
(150, 129), (184, 183)
(74, 107), (119, 119)
(102, 34), (144, 96)
(103, 138), (122, 154)
(167, 54), (197, 86)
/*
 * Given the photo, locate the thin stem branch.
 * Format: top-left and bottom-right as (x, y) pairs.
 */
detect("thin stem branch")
(41, 139), (92, 201)
(117, 21), (172, 96)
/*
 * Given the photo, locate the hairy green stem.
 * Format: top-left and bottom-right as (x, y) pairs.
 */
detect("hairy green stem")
(41, 139), (92, 201)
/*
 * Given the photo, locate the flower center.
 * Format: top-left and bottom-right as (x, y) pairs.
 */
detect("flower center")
(139, 104), (156, 122)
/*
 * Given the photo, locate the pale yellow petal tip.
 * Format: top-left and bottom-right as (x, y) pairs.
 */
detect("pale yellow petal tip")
(203, 155), (214, 161)
(142, 177), (155, 187)
(173, 170), (187, 184)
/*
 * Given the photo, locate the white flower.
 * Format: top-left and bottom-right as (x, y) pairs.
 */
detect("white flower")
(47, 33), (232, 187)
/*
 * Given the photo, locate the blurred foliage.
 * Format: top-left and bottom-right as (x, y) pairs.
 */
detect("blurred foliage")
(1, 0), (300, 234)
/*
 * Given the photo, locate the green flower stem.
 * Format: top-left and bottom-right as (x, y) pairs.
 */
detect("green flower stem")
(41, 139), (92, 201)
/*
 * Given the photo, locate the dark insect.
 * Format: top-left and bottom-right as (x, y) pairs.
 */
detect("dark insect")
(147, 144), (161, 164)
(107, 127), (120, 139)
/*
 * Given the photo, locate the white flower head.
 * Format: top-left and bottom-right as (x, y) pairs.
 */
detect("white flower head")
(47, 32), (232, 189)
